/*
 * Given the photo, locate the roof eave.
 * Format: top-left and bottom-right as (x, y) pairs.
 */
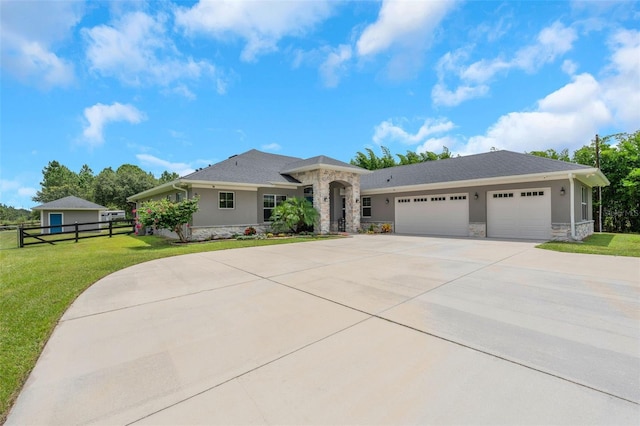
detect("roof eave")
(361, 169), (606, 195)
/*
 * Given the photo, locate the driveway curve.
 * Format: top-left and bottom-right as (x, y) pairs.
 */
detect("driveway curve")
(7, 235), (640, 425)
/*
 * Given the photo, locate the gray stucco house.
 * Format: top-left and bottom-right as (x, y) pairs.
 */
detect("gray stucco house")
(32, 196), (107, 234)
(128, 149), (609, 241)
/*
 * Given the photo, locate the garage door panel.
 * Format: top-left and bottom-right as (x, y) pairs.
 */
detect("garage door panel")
(395, 194), (469, 236)
(487, 188), (550, 240)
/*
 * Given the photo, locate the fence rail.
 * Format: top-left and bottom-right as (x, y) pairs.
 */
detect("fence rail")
(19, 219), (135, 248)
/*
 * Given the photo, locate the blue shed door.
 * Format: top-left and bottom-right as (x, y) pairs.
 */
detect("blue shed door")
(50, 213), (63, 234)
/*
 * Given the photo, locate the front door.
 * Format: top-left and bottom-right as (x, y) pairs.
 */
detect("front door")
(49, 213), (63, 234)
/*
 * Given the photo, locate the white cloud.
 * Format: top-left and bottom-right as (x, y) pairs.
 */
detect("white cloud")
(136, 154), (195, 176)
(175, 0), (334, 62)
(356, 0), (456, 57)
(433, 21), (578, 106)
(458, 28), (640, 156)
(319, 44), (352, 88)
(356, 0), (458, 79)
(83, 10), (222, 95)
(261, 143), (282, 152)
(82, 102), (146, 147)
(561, 59), (578, 75)
(0, 0), (81, 88)
(431, 83), (489, 107)
(373, 118), (455, 145)
(460, 73), (611, 155)
(601, 29), (640, 128)
(416, 136), (459, 154)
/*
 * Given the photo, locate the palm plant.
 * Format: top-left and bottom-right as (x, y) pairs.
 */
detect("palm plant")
(269, 197), (319, 233)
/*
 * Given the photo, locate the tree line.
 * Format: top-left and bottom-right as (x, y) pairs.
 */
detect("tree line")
(32, 161), (179, 214)
(350, 131), (639, 234)
(3, 131), (638, 232)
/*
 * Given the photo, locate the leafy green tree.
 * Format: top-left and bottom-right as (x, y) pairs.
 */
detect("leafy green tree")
(32, 161), (79, 203)
(113, 164), (157, 212)
(159, 171), (180, 183)
(269, 197), (319, 233)
(77, 164), (95, 201)
(351, 146), (453, 170)
(573, 131), (640, 233)
(94, 167), (118, 209)
(135, 197), (200, 242)
(527, 148), (571, 162)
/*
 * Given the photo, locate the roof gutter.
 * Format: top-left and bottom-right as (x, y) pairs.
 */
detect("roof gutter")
(173, 182), (189, 200)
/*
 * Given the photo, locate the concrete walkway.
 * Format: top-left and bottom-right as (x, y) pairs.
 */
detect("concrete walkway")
(6, 235), (640, 425)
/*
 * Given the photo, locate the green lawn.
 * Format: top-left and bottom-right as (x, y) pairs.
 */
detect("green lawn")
(0, 233), (330, 421)
(537, 233), (640, 257)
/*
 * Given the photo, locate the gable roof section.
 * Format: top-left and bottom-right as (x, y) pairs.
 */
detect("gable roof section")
(281, 155), (370, 174)
(361, 150), (608, 193)
(32, 196), (106, 211)
(184, 149), (303, 185)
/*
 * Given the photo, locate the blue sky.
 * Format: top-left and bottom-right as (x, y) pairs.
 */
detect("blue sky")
(1, 0), (638, 209)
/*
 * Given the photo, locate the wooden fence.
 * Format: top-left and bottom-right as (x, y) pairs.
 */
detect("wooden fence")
(19, 219), (135, 248)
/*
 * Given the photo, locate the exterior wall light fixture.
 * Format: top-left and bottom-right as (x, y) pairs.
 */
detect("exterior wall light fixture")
(560, 187), (566, 196)
(474, 192), (479, 200)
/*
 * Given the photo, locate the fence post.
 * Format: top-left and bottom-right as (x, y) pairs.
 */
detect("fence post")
(109, 220), (113, 238)
(75, 222), (79, 243)
(18, 225), (24, 248)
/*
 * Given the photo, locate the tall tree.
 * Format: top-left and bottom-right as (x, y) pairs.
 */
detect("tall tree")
(113, 164), (157, 212)
(527, 148), (571, 162)
(574, 131), (640, 233)
(32, 161), (79, 203)
(351, 146), (453, 170)
(158, 171), (180, 183)
(94, 167), (118, 208)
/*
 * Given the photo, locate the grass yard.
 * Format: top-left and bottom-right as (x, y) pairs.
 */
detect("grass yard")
(0, 233), (330, 421)
(537, 233), (640, 257)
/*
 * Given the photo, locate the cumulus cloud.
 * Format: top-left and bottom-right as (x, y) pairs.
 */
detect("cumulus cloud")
(175, 0), (334, 62)
(0, 0), (81, 88)
(83, 10), (222, 96)
(373, 118), (455, 145)
(356, 0), (458, 78)
(356, 0), (456, 57)
(601, 29), (640, 129)
(82, 102), (146, 147)
(458, 28), (640, 156)
(433, 21), (578, 106)
(136, 154), (195, 176)
(460, 73), (611, 155)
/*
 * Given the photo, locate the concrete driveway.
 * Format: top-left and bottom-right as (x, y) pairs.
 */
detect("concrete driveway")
(7, 235), (640, 425)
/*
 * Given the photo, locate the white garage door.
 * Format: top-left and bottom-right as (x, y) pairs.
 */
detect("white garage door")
(395, 193), (469, 236)
(487, 188), (551, 240)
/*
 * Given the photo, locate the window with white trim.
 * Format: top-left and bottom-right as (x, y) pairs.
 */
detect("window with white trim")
(263, 194), (287, 221)
(581, 187), (588, 220)
(362, 197), (372, 217)
(219, 192), (234, 209)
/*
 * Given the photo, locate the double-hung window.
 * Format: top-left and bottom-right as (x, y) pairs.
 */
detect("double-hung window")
(263, 195), (286, 221)
(362, 197), (372, 217)
(219, 192), (234, 209)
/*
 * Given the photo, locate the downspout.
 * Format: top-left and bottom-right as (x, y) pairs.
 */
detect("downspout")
(569, 173), (576, 240)
(172, 182), (189, 200)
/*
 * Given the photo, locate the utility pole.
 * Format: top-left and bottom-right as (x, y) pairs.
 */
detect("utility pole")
(595, 134), (602, 233)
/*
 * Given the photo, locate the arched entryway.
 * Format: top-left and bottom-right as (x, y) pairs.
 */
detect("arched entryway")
(290, 168), (362, 234)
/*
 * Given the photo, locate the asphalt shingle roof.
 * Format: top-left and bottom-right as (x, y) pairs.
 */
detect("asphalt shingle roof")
(361, 150), (592, 190)
(182, 149), (303, 184)
(32, 196), (107, 210)
(280, 155), (367, 174)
